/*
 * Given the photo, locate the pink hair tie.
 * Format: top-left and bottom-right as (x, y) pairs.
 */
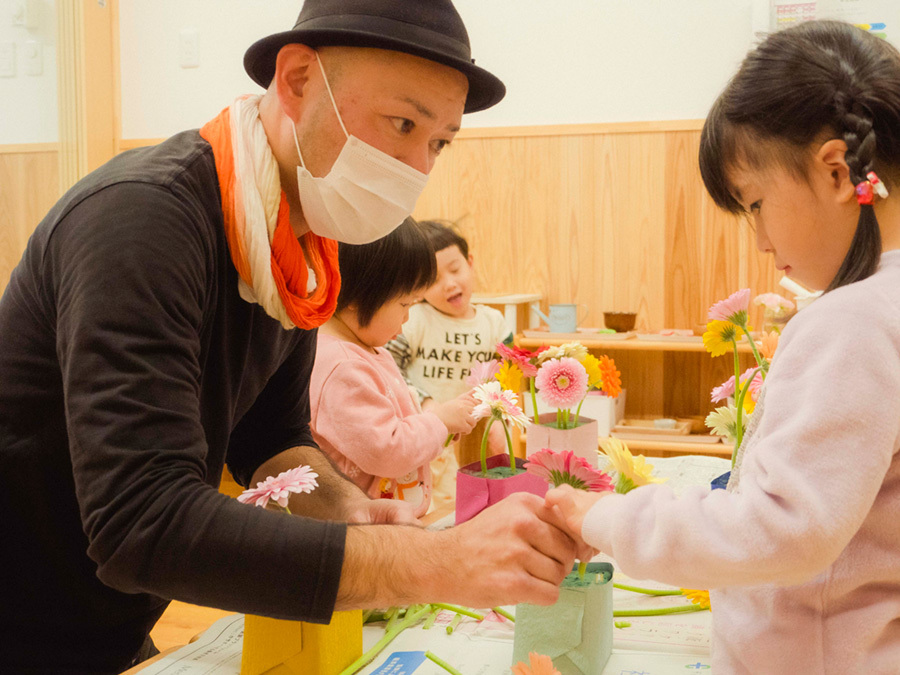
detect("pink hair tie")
(856, 171), (889, 205)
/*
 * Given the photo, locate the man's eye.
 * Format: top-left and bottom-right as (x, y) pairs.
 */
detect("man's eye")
(431, 139), (451, 155)
(392, 118), (415, 134)
(749, 200), (761, 214)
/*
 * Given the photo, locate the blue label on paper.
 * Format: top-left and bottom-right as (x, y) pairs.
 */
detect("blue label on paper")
(370, 651), (428, 674)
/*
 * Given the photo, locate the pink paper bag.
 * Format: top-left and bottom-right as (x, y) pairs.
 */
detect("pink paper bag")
(455, 454), (548, 524)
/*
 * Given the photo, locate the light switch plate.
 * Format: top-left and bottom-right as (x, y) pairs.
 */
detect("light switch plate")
(0, 41), (15, 78)
(23, 39), (40, 75)
(179, 28), (199, 68)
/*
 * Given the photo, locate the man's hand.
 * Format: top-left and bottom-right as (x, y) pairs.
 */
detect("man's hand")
(344, 498), (420, 526)
(335, 491), (583, 611)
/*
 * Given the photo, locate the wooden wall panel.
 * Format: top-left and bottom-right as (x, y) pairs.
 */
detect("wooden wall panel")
(0, 150), (59, 293)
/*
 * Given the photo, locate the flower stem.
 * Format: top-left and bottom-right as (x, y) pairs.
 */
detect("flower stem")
(731, 338), (742, 467)
(338, 604), (432, 675)
(502, 420), (516, 471)
(430, 603), (484, 620)
(578, 561), (587, 580)
(613, 604), (706, 617)
(422, 607), (439, 630)
(740, 324), (768, 374)
(446, 613), (462, 634)
(613, 583), (681, 596)
(444, 433), (454, 447)
(574, 397), (585, 427)
(480, 416), (496, 475)
(530, 377), (539, 424)
(425, 651), (463, 675)
(492, 606), (515, 622)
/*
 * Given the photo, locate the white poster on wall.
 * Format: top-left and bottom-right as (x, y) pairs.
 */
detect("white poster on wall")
(770, 0), (900, 47)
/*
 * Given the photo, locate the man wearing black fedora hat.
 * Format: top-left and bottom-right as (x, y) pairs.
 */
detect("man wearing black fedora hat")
(0, 0), (583, 672)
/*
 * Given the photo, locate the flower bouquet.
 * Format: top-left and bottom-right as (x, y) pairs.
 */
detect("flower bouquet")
(455, 374), (547, 524)
(702, 289), (781, 485)
(520, 342), (621, 467)
(513, 449), (615, 674)
(237, 467), (363, 675)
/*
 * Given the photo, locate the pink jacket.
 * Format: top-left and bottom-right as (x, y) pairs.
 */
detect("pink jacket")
(309, 334), (447, 517)
(583, 251), (900, 673)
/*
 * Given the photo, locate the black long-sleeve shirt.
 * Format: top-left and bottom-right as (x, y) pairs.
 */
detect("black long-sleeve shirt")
(0, 131), (346, 673)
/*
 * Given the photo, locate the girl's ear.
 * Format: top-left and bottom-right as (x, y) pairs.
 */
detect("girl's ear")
(272, 44), (318, 123)
(814, 138), (856, 205)
(467, 252), (475, 268)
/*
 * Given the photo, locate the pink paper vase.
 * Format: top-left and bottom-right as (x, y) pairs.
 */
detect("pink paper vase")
(525, 413), (600, 467)
(455, 454), (548, 524)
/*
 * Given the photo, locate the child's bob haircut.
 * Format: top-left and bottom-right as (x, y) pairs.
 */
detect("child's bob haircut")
(699, 20), (900, 292)
(417, 219), (470, 258)
(336, 217), (437, 328)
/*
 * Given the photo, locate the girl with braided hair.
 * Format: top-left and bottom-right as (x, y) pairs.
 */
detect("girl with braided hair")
(547, 20), (900, 673)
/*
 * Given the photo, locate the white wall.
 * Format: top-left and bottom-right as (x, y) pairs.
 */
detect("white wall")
(118, 0), (763, 139)
(0, 0), (57, 144)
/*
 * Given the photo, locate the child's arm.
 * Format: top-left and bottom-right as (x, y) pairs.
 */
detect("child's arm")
(316, 361), (451, 479)
(385, 334), (432, 404)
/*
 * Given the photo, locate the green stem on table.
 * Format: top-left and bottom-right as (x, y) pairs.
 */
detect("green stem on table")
(615, 621), (632, 629)
(613, 604), (706, 617)
(422, 607), (439, 630)
(577, 561), (587, 580)
(613, 583), (681, 596)
(502, 420), (516, 471)
(530, 377), (540, 424)
(446, 613), (462, 634)
(492, 606), (515, 622)
(425, 651), (463, 675)
(480, 416), (497, 475)
(338, 604), (432, 675)
(430, 603), (484, 620)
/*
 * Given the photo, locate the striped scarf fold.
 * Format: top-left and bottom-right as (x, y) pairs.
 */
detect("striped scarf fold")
(200, 95), (340, 329)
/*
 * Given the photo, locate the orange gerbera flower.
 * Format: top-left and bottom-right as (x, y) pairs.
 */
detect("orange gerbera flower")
(681, 588), (711, 610)
(597, 355), (622, 398)
(512, 653), (561, 675)
(758, 331), (779, 361)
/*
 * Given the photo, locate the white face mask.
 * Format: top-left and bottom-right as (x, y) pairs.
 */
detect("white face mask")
(291, 54), (428, 244)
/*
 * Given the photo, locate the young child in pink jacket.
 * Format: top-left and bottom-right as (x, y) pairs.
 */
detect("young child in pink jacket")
(310, 219), (477, 518)
(549, 21), (900, 673)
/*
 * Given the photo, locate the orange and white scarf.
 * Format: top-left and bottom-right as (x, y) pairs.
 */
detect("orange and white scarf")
(200, 95), (340, 330)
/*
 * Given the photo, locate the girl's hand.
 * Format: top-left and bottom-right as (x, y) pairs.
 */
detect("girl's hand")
(431, 392), (477, 435)
(545, 484), (610, 543)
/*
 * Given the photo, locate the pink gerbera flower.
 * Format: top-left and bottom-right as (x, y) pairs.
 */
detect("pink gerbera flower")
(237, 465), (318, 510)
(472, 381), (529, 430)
(496, 342), (540, 377)
(535, 357), (589, 410)
(524, 449), (613, 492)
(465, 359), (502, 386)
(708, 288), (751, 325)
(711, 376), (736, 403)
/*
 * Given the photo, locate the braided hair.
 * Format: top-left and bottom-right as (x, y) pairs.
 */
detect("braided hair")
(699, 20), (900, 291)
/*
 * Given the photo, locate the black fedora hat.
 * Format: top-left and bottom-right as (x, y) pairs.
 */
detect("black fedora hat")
(244, 0), (505, 113)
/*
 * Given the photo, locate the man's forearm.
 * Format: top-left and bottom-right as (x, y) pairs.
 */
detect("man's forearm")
(251, 445), (367, 520)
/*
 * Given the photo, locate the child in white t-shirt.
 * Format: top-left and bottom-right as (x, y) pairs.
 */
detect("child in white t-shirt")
(387, 220), (512, 504)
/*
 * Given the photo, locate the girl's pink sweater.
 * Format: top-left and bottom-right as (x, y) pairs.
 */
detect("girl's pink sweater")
(583, 251), (900, 673)
(309, 333), (447, 517)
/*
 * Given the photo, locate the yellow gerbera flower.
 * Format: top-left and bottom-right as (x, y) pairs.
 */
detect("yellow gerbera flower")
(580, 353), (603, 390)
(599, 438), (667, 493)
(495, 361), (523, 393)
(681, 588), (711, 610)
(702, 320), (739, 357)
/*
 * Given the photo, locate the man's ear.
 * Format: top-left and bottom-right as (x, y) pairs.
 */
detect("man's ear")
(815, 138), (856, 204)
(272, 44), (318, 123)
